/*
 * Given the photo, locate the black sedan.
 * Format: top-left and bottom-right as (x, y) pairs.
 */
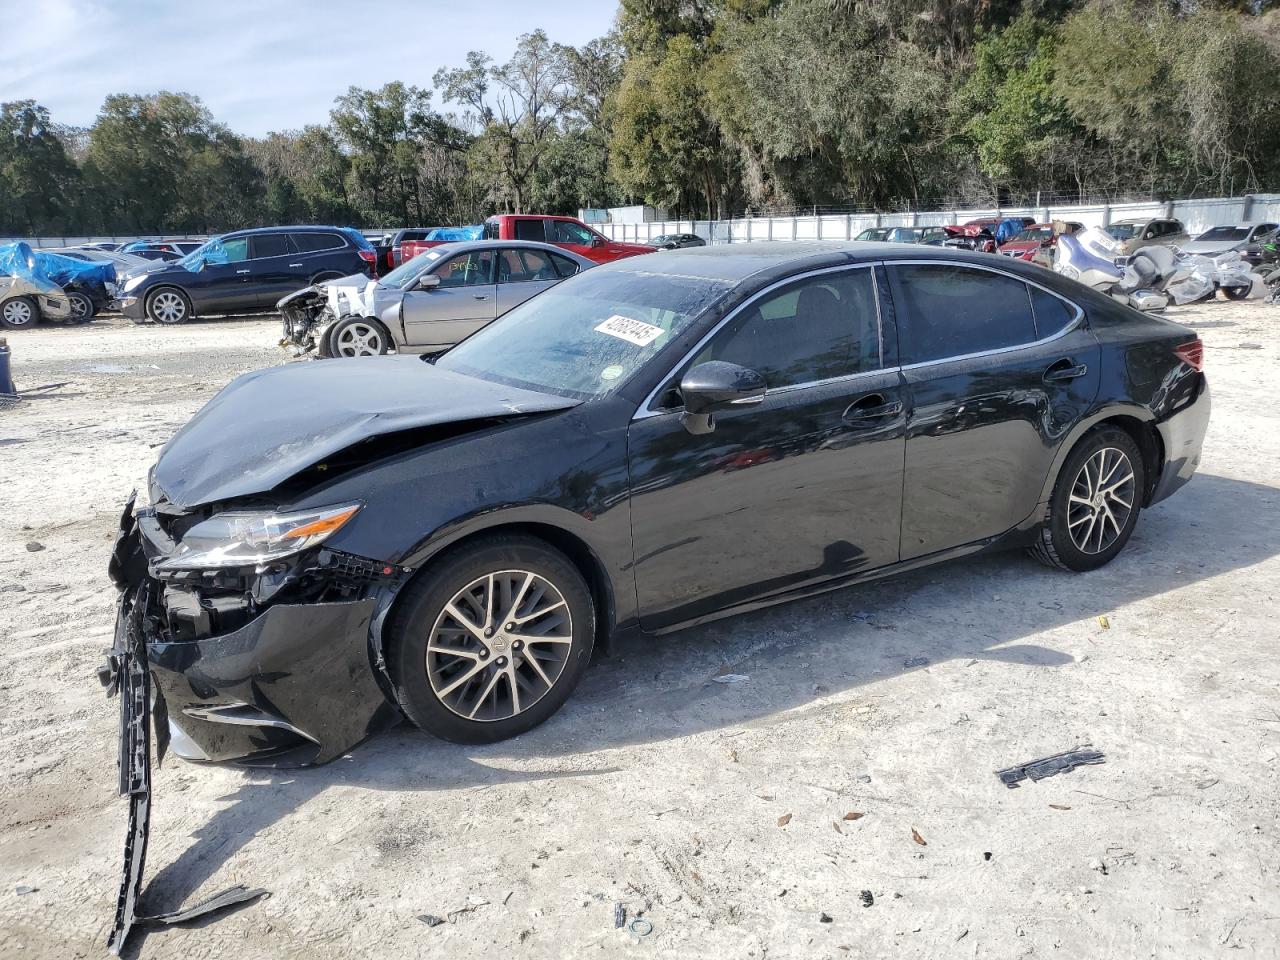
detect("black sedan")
(105, 241), (1209, 764)
(649, 233), (706, 249)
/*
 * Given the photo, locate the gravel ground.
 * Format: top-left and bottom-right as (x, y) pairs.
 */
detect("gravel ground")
(1, 302), (1278, 959)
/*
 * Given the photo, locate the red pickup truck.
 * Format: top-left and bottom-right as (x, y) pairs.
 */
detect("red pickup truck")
(400, 215), (653, 265)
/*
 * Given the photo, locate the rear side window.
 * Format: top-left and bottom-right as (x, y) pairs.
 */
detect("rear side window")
(550, 253), (581, 278)
(513, 219), (546, 242)
(693, 268), (880, 389)
(1029, 287), (1077, 338)
(250, 234), (290, 259)
(290, 232), (344, 252)
(888, 264), (1036, 364)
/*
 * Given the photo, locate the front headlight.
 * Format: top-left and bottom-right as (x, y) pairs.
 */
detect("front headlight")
(122, 274), (147, 293)
(154, 502), (361, 571)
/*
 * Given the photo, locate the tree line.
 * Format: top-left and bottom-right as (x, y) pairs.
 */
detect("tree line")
(3, 0), (1279, 236)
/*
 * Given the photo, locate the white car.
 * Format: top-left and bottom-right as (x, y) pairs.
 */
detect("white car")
(1181, 222), (1280, 256)
(0, 243), (73, 330)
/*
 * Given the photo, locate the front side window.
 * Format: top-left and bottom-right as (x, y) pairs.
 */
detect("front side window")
(691, 269), (879, 389)
(219, 237), (250, 262)
(888, 264), (1036, 364)
(435, 251), (495, 287)
(550, 220), (596, 245)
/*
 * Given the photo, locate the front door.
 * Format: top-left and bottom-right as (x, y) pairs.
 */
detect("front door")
(401, 249), (498, 348)
(189, 235), (255, 312)
(246, 232), (296, 307)
(886, 262), (1101, 559)
(627, 266), (906, 629)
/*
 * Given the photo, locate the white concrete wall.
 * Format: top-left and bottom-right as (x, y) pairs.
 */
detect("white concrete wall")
(596, 195), (1280, 245)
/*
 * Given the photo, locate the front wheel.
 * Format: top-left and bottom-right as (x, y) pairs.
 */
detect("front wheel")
(66, 291), (95, 322)
(145, 288), (192, 324)
(1221, 283), (1252, 301)
(387, 536), (595, 744)
(329, 315), (391, 357)
(1030, 426), (1145, 572)
(0, 295), (39, 330)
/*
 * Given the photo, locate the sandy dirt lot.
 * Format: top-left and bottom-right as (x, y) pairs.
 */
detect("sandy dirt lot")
(1, 301), (1278, 959)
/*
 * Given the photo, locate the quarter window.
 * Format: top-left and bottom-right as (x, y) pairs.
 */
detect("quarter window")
(692, 269), (879, 389)
(435, 250), (495, 287)
(888, 264), (1036, 364)
(290, 232), (344, 252)
(550, 253), (581, 278)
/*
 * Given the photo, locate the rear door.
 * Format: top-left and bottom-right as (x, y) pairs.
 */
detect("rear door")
(627, 265), (906, 629)
(887, 261), (1099, 559)
(289, 231), (349, 283)
(494, 247), (563, 315)
(401, 248), (498, 348)
(246, 232), (295, 306)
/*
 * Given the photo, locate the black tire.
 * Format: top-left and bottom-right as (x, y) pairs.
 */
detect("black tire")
(144, 287), (193, 324)
(327, 314), (392, 357)
(65, 291), (95, 323)
(0, 295), (39, 330)
(1030, 426), (1146, 572)
(1221, 283), (1252, 301)
(387, 535), (595, 744)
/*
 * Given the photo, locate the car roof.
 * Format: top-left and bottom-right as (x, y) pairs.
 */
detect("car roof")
(402, 238), (596, 264)
(225, 225), (355, 237)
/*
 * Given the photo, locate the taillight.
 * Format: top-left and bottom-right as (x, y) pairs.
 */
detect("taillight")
(358, 249), (377, 276)
(1174, 339), (1203, 372)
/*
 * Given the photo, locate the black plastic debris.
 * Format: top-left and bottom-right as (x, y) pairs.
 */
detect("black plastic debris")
(819, 912), (834, 923)
(995, 747), (1105, 788)
(903, 656), (929, 668)
(614, 902), (627, 928)
(860, 890), (874, 908)
(417, 914), (446, 927)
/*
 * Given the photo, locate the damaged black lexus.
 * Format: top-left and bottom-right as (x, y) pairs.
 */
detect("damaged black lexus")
(103, 241), (1210, 767)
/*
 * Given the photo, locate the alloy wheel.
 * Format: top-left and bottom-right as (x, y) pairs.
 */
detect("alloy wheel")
(1067, 446), (1136, 554)
(426, 570), (573, 722)
(68, 294), (91, 320)
(335, 322), (384, 357)
(2, 299), (34, 327)
(150, 291), (186, 323)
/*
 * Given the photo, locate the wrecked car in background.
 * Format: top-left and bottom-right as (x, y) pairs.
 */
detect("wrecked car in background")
(0, 242), (75, 330)
(1181, 221), (1280, 257)
(279, 239), (592, 357)
(1105, 217), (1189, 262)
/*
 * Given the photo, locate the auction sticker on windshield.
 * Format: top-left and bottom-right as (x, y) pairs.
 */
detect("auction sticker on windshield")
(594, 315), (664, 347)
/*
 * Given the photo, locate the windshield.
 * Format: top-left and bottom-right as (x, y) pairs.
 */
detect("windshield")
(379, 247), (445, 289)
(1106, 223), (1141, 240)
(1196, 226), (1249, 242)
(436, 268), (732, 400)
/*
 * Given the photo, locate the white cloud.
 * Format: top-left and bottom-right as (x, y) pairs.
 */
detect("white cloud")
(0, 0), (618, 135)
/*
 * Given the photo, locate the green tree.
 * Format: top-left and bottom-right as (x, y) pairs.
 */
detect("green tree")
(0, 101), (82, 234)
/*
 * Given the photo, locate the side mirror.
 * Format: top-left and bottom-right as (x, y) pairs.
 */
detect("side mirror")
(590, 236), (604, 248)
(418, 274), (441, 290)
(678, 361), (766, 435)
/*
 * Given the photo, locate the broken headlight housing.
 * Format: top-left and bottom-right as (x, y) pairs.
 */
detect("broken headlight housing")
(153, 502), (362, 571)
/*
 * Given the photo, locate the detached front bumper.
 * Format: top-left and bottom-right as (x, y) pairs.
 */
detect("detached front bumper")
(106, 495), (399, 766)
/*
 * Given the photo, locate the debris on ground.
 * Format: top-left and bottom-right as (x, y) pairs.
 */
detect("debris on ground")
(996, 747), (1106, 788)
(416, 914), (445, 927)
(777, 813), (792, 827)
(911, 828), (927, 846)
(1050, 803), (1072, 810)
(614, 902), (626, 928)
(819, 912), (834, 923)
(903, 656), (930, 668)
(16, 884), (37, 895)
(860, 890), (874, 908)
(1090, 859), (1108, 875)
(712, 673), (750, 685)
(628, 917), (653, 937)
(24, 542), (44, 552)
(843, 811), (864, 821)
(1097, 615), (1111, 629)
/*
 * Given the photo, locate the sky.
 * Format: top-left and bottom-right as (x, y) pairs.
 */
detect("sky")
(0, 0), (621, 137)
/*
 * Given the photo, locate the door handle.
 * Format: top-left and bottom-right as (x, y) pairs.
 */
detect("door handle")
(473, 294), (488, 300)
(236, 269), (251, 275)
(288, 262), (303, 267)
(1044, 358), (1088, 382)
(842, 394), (903, 424)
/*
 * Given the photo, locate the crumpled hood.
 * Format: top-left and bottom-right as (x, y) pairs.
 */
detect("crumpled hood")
(1181, 240), (1241, 255)
(154, 356), (579, 508)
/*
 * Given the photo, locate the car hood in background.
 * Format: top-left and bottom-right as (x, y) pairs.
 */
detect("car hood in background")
(1181, 240), (1242, 255)
(153, 356), (579, 508)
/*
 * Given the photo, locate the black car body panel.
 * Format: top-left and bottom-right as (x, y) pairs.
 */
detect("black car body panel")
(104, 241), (1209, 767)
(154, 355), (578, 508)
(116, 226), (373, 320)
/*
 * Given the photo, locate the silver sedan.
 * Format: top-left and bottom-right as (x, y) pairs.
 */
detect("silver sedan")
(279, 240), (595, 358)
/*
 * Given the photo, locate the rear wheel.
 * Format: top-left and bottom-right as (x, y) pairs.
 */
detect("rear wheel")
(329, 315), (391, 357)
(387, 536), (595, 743)
(1221, 283), (1252, 301)
(1031, 426), (1145, 572)
(0, 296), (39, 330)
(145, 287), (192, 324)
